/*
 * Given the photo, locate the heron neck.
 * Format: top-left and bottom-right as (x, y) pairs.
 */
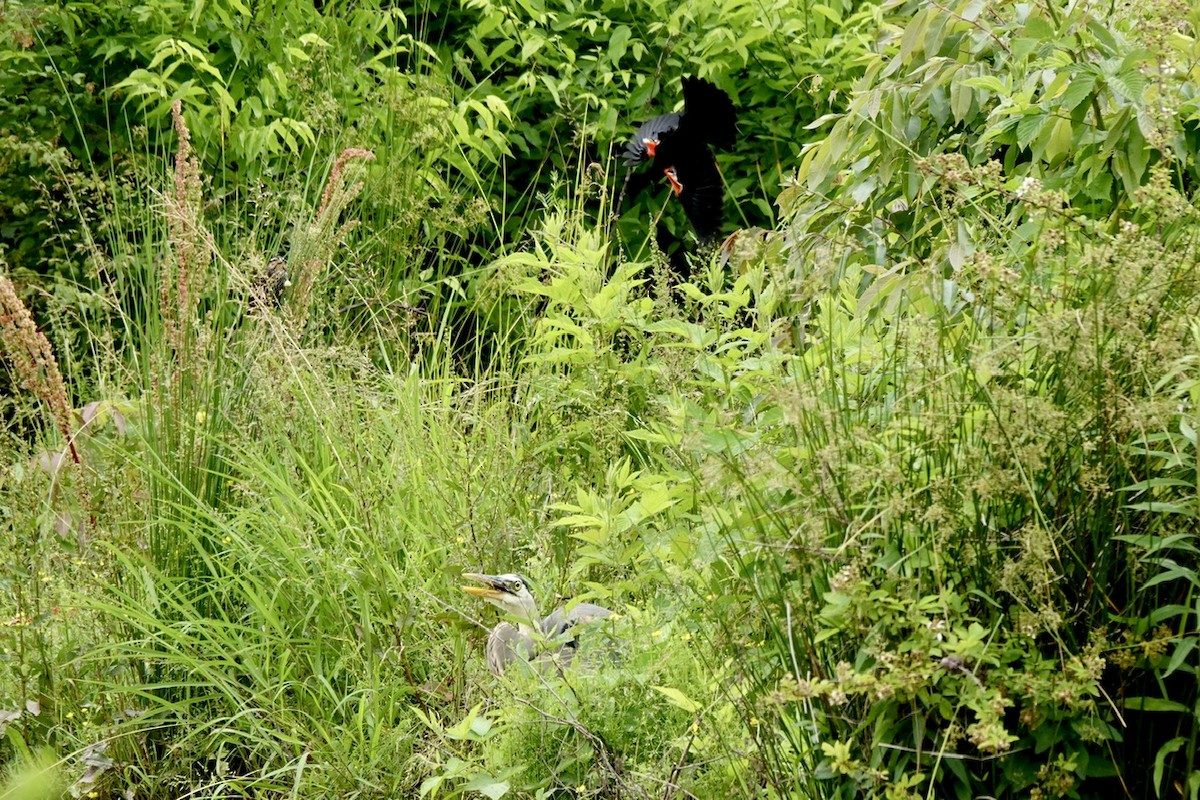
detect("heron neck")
(515, 605), (540, 637)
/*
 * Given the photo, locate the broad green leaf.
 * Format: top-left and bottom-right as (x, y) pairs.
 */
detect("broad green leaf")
(463, 775), (510, 800)
(652, 685), (701, 713)
(1108, 67), (1147, 103)
(419, 776), (444, 798)
(963, 76), (1007, 93)
(1060, 72), (1097, 111)
(812, 4), (842, 24)
(608, 25), (630, 64)
(1043, 116), (1072, 163)
(950, 77), (972, 123)
(1016, 113), (1045, 149)
(960, 0), (987, 21)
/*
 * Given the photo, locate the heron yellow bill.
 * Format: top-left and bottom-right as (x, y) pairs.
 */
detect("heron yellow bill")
(461, 573), (505, 599)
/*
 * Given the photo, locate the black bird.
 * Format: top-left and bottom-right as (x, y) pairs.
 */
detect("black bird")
(623, 76), (737, 244)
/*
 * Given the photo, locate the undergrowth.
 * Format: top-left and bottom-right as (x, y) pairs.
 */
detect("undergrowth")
(3, 0), (1200, 798)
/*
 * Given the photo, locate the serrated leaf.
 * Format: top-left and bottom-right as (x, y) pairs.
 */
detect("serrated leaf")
(1107, 68), (1147, 102)
(1016, 113), (1045, 149)
(1059, 72), (1097, 111)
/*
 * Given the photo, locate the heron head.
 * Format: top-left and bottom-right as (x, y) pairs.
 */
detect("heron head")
(461, 572), (538, 623)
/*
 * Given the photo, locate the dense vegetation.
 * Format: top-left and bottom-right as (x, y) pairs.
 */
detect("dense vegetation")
(3, 0), (1200, 797)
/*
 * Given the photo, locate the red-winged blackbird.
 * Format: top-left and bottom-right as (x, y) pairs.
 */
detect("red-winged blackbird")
(623, 76), (737, 244)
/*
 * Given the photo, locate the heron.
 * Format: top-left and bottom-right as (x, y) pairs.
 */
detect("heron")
(461, 572), (615, 676)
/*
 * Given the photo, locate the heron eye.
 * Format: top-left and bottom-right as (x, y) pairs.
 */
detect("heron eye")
(513, 580), (523, 592)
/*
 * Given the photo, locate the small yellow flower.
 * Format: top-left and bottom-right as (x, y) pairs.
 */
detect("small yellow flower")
(680, 632), (692, 642)
(88, 792), (98, 799)
(66, 711), (74, 719)
(222, 536), (232, 545)
(651, 629), (666, 638)
(576, 785), (587, 794)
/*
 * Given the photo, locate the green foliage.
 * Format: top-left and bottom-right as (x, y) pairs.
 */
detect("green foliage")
(449, 0), (878, 246)
(693, 1), (1200, 796)
(790, 0), (1200, 275)
(5, 0), (1200, 798)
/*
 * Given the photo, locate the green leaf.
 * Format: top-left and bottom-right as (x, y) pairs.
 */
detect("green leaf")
(1016, 113), (1045, 149)
(963, 76), (1007, 93)
(419, 775), (444, 798)
(1059, 72), (1097, 111)
(1143, 563), (1199, 590)
(463, 775), (511, 800)
(1043, 116), (1072, 163)
(950, 76), (972, 123)
(608, 25), (630, 64)
(1125, 501), (1196, 517)
(652, 685), (701, 713)
(1107, 67), (1147, 103)
(1120, 697), (1192, 713)
(1164, 638), (1196, 678)
(961, 0), (987, 22)
(1154, 737), (1187, 794)
(1120, 477), (1195, 491)
(812, 4), (843, 24)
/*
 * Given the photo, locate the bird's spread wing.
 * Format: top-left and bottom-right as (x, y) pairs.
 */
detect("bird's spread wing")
(623, 113), (681, 165)
(675, 151), (725, 243)
(681, 76), (737, 150)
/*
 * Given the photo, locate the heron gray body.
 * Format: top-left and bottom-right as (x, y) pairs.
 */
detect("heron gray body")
(462, 573), (614, 675)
